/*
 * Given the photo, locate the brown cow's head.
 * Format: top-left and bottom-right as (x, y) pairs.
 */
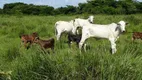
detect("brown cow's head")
(32, 32), (38, 37)
(20, 32), (38, 49)
(20, 35), (28, 42)
(20, 35), (30, 49)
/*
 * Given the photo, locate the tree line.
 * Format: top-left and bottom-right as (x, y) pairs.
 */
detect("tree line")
(0, 0), (142, 15)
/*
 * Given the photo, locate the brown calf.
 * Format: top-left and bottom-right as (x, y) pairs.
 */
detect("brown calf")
(34, 37), (55, 53)
(20, 32), (38, 49)
(132, 32), (142, 41)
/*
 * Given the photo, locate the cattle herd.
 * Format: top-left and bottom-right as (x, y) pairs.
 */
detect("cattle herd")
(20, 15), (142, 54)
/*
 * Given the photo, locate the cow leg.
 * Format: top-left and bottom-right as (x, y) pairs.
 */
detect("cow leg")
(79, 40), (84, 50)
(20, 41), (24, 47)
(27, 41), (32, 49)
(68, 41), (71, 48)
(40, 47), (47, 54)
(76, 42), (79, 48)
(109, 38), (117, 54)
(83, 43), (87, 52)
(27, 45), (30, 49)
(132, 37), (135, 42)
(57, 31), (61, 41)
(24, 42), (26, 48)
(57, 34), (61, 41)
(76, 40), (81, 48)
(132, 37), (134, 41)
(51, 47), (55, 53)
(41, 48), (45, 53)
(24, 41), (28, 49)
(79, 35), (88, 52)
(115, 36), (119, 42)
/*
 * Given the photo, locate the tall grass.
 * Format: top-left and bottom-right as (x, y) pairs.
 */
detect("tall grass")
(0, 14), (142, 80)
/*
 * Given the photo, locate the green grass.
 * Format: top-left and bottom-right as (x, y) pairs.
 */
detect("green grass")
(0, 14), (142, 80)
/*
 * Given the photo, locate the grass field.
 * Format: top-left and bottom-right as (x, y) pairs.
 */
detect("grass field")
(0, 14), (142, 80)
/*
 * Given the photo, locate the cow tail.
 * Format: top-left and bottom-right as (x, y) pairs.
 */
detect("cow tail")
(55, 23), (58, 36)
(55, 28), (58, 36)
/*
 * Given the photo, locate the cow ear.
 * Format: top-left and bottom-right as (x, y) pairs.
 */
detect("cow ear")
(73, 19), (75, 22)
(117, 23), (121, 26)
(115, 23), (121, 31)
(19, 34), (23, 38)
(126, 22), (128, 25)
(19, 35), (21, 38)
(115, 26), (119, 31)
(32, 32), (38, 36)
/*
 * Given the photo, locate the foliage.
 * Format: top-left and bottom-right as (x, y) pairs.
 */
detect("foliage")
(1, 0), (142, 15)
(3, 2), (54, 15)
(0, 8), (3, 14)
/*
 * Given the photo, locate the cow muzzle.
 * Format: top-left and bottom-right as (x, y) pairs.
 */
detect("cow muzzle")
(90, 22), (93, 23)
(122, 31), (126, 33)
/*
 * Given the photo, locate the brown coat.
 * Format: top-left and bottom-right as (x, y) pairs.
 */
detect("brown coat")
(132, 32), (142, 41)
(20, 32), (38, 49)
(34, 37), (55, 53)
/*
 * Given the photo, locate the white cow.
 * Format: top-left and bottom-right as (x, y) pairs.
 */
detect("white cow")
(73, 15), (94, 34)
(79, 21), (128, 54)
(55, 20), (76, 40)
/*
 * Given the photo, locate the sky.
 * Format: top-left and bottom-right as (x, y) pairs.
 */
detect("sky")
(0, 0), (87, 8)
(0, 0), (142, 8)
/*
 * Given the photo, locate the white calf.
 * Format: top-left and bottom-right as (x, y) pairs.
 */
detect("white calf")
(73, 15), (94, 34)
(79, 21), (128, 54)
(55, 20), (76, 40)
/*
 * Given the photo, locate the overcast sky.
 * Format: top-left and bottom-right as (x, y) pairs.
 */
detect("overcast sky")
(0, 0), (142, 8)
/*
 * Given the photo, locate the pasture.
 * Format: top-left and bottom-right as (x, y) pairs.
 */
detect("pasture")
(0, 14), (142, 80)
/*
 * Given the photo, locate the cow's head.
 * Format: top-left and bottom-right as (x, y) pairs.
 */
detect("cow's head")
(117, 21), (128, 33)
(72, 19), (79, 34)
(20, 35), (27, 42)
(32, 32), (38, 37)
(88, 15), (94, 23)
(20, 34), (31, 49)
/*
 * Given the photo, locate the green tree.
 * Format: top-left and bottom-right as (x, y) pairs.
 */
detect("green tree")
(1, 1), (142, 15)
(3, 2), (27, 14)
(135, 2), (142, 13)
(56, 7), (68, 14)
(65, 5), (77, 14)
(0, 8), (3, 14)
